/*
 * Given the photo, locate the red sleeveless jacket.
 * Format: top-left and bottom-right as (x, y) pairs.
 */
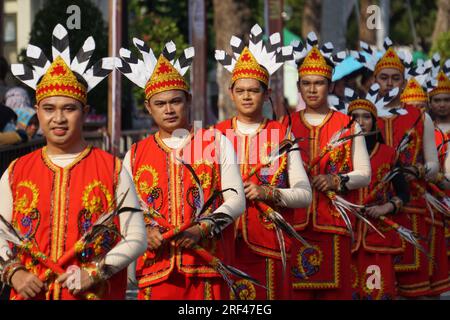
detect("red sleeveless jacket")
(9, 146), (126, 300)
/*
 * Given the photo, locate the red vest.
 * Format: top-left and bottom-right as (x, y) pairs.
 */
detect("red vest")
(435, 128), (449, 173)
(353, 143), (403, 254)
(9, 146), (126, 300)
(215, 117), (293, 259)
(287, 110), (357, 236)
(434, 127), (450, 255)
(377, 105), (426, 215)
(131, 129), (232, 288)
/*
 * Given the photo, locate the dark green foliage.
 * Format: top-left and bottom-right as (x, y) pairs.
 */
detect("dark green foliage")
(431, 31), (450, 61)
(20, 0), (108, 113)
(128, 0), (189, 108)
(284, 0), (305, 37)
(390, 0), (437, 52)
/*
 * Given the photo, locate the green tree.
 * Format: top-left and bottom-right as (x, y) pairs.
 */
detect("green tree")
(431, 31), (450, 61)
(20, 0), (109, 114)
(131, 0), (189, 39)
(390, 0), (437, 52)
(284, 0), (306, 37)
(127, 0), (188, 108)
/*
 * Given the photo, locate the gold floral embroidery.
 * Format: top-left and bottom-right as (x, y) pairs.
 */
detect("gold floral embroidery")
(13, 180), (40, 238)
(230, 279), (257, 300)
(190, 159), (217, 190)
(185, 160), (219, 215)
(259, 141), (277, 165)
(329, 147), (343, 163)
(78, 180), (117, 263)
(361, 270), (385, 299)
(82, 180), (113, 214)
(292, 235), (341, 289)
(14, 180), (39, 215)
(135, 165), (159, 195)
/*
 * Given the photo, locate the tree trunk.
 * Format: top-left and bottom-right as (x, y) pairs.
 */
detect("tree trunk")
(359, 0), (377, 46)
(108, 0), (122, 155)
(213, 0), (253, 120)
(122, 0), (133, 130)
(321, 0), (354, 51)
(301, 0), (321, 38)
(189, 0), (208, 124)
(432, 0), (450, 46)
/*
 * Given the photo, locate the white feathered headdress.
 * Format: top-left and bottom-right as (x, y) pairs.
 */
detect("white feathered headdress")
(11, 24), (114, 104)
(116, 38), (194, 99)
(215, 24), (294, 86)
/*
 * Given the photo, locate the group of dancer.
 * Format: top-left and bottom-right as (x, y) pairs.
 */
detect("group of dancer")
(0, 23), (449, 300)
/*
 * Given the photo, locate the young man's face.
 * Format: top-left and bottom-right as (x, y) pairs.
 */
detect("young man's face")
(145, 90), (189, 134)
(36, 96), (88, 149)
(350, 109), (373, 133)
(375, 68), (405, 98)
(430, 93), (450, 119)
(229, 78), (269, 119)
(298, 75), (331, 109)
